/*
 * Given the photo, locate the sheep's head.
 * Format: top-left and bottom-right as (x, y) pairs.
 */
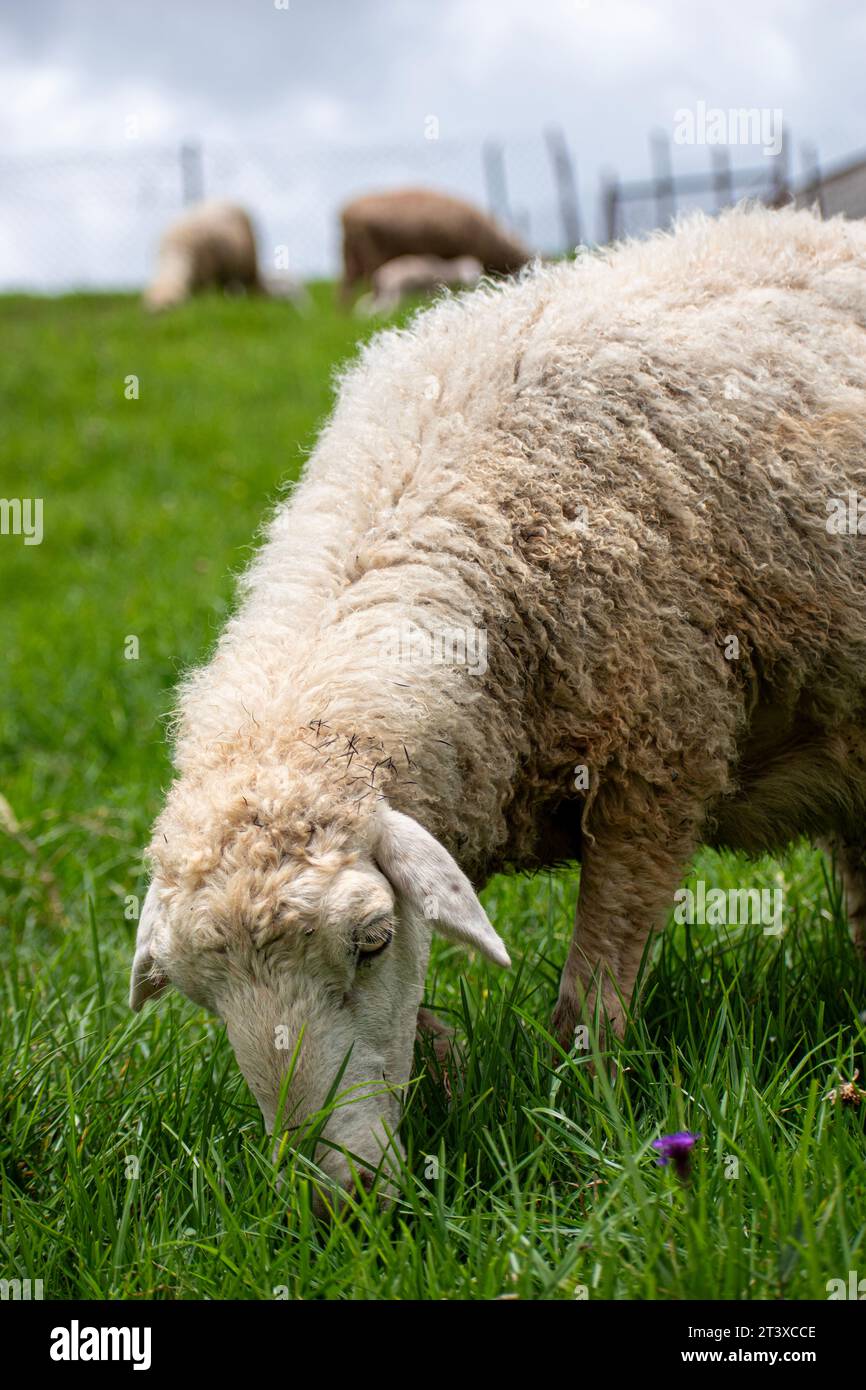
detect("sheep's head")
(130, 778), (509, 1212)
(142, 246), (194, 312)
(453, 255), (483, 287)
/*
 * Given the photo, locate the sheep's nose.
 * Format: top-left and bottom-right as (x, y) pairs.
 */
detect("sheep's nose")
(310, 1166), (378, 1219)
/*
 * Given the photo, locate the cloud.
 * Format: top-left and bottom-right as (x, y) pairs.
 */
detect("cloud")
(0, 0), (864, 286)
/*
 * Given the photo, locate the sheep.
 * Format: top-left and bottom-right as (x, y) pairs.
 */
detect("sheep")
(131, 204), (866, 1205)
(143, 201), (264, 312)
(357, 253), (483, 316)
(339, 187), (528, 303)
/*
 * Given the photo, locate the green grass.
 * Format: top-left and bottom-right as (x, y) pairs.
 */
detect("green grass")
(1, 290), (864, 1300)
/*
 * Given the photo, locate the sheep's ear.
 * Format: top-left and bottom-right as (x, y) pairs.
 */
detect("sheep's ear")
(129, 880), (169, 1010)
(375, 807), (510, 967)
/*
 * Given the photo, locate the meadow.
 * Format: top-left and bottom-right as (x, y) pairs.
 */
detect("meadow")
(0, 289), (864, 1300)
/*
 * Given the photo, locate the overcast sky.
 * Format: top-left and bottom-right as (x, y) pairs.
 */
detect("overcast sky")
(1, 0), (864, 287)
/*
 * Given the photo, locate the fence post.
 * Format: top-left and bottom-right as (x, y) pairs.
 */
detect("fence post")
(770, 126), (790, 206)
(180, 141), (204, 206)
(711, 146), (734, 211)
(800, 141), (824, 217)
(600, 172), (619, 244)
(650, 129), (675, 228)
(544, 125), (582, 252)
(482, 141), (512, 228)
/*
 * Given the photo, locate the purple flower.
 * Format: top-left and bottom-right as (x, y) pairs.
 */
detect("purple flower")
(652, 1131), (701, 1179)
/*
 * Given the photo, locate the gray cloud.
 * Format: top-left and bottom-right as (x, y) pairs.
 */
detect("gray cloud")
(1, 0), (863, 286)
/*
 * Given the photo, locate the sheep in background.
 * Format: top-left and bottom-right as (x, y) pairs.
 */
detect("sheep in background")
(339, 187), (528, 303)
(356, 253), (482, 316)
(143, 201), (264, 312)
(131, 206), (866, 1206)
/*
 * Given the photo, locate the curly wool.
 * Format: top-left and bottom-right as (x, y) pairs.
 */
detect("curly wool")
(153, 205), (866, 921)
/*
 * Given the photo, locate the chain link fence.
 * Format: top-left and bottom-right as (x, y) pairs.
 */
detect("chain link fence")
(601, 131), (792, 243)
(3, 131), (858, 293)
(0, 131), (583, 293)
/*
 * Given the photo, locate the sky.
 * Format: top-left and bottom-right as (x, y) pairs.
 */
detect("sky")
(1, 0), (864, 288)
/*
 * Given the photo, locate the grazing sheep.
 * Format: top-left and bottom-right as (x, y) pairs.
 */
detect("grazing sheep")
(357, 253), (483, 316)
(339, 187), (528, 302)
(144, 201), (264, 312)
(132, 205), (866, 1204)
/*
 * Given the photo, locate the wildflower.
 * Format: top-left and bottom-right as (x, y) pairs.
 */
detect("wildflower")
(826, 1070), (865, 1106)
(652, 1131), (701, 1179)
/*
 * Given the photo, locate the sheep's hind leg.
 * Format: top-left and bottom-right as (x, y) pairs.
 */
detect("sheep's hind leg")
(551, 791), (704, 1053)
(822, 837), (866, 957)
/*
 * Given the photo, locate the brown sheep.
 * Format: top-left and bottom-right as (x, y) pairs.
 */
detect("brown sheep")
(339, 187), (529, 303)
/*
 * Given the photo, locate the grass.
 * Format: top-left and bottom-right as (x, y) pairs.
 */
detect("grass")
(0, 289), (864, 1301)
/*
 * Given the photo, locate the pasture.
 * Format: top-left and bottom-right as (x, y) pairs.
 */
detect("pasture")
(0, 290), (864, 1300)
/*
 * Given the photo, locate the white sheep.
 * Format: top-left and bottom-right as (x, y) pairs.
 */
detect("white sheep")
(357, 254), (482, 316)
(143, 201), (264, 312)
(131, 205), (866, 1206)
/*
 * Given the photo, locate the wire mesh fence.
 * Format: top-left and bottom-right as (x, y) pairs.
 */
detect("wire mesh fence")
(793, 148), (866, 220)
(1, 131), (860, 293)
(606, 160), (789, 242)
(601, 133), (792, 243)
(0, 131), (582, 293)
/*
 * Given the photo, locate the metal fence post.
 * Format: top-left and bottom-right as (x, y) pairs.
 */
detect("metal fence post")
(649, 129), (675, 228)
(482, 141), (512, 229)
(770, 126), (790, 205)
(544, 125), (582, 251)
(711, 147), (734, 211)
(180, 141), (204, 206)
(800, 141), (824, 216)
(600, 172), (620, 244)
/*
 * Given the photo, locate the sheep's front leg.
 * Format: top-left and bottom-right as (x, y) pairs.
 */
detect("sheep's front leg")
(551, 802), (701, 1052)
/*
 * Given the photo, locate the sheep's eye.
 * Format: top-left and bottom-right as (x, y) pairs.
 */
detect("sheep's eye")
(354, 921), (394, 959)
